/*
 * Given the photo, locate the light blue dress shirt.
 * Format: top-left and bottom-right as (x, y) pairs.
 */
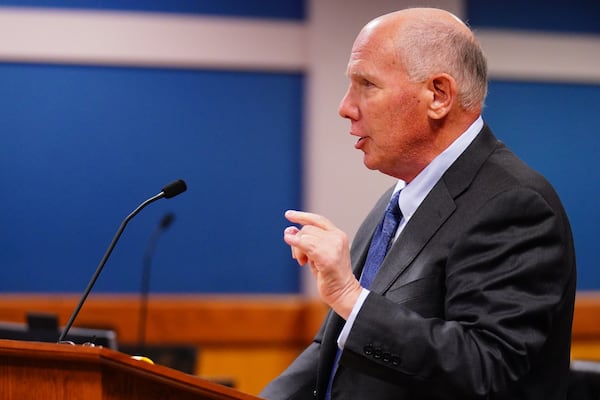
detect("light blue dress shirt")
(337, 116), (484, 348)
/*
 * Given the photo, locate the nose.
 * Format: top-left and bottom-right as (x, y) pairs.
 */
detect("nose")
(338, 87), (358, 121)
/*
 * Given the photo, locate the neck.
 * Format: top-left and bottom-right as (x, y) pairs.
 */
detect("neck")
(393, 112), (481, 183)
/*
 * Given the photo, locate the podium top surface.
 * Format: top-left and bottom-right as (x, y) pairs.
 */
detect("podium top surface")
(0, 338), (262, 400)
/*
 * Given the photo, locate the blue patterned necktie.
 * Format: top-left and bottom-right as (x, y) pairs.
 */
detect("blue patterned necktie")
(360, 190), (402, 288)
(325, 190), (402, 400)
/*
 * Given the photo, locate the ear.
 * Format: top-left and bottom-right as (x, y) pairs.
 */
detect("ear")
(426, 74), (456, 120)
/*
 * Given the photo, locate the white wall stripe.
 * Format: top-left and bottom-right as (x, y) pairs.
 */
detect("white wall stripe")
(0, 7), (307, 71)
(477, 29), (600, 84)
(1, 7), (599, 83)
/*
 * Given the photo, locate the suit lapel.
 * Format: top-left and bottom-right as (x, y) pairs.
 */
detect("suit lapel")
(370, 182), (455, 292)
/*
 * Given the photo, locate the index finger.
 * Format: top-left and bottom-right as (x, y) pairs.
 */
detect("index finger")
(284, 210), (336, 230)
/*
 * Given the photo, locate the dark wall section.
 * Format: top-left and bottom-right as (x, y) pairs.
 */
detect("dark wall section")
(466, 0), (600, 34)
(0, 0), (305, 20)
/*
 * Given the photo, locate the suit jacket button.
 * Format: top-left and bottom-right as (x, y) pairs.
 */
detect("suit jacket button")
(313, 389), (317, 397)
(364, 345), (373, 355)
(382, 352), (391, 363)
(373, 348), (382, 359)
(391, 356), (400, 366)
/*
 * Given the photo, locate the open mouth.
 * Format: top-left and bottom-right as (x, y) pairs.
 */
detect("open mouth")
(355, 136), (367, 149)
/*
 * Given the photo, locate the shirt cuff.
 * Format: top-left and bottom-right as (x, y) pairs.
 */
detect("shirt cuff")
(337, 288), (370, 349)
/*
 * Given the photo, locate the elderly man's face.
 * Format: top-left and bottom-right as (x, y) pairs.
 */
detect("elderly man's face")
(338, 23), (433, 182)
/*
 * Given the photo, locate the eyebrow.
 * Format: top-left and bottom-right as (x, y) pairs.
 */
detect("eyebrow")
(348, 70), (376, 83)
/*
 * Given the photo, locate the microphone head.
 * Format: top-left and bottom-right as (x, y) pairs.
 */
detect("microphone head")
(162, 179), (187, 199)
(159, 213), (175, 229)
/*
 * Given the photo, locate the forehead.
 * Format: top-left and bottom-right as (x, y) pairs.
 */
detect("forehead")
(346, 31), (399, 77)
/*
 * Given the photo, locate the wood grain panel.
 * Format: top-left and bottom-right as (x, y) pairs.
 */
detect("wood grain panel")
(0, 339), (260, 400)
(0, 294), (328, 345)
(571, 292), (600, 339)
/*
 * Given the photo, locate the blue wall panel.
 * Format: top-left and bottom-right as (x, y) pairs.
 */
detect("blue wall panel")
(483, 80), (599, 289)
(0, 0), (305, 20)
(466, 0), (600, 34)
(0, 63), (303, 293)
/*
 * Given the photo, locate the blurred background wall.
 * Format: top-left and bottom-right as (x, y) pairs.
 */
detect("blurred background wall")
(1, 0), (598, 295)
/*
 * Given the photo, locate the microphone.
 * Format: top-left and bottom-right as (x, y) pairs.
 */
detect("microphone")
(137, 212), (175, 349)
(58, 179), (187, 344)
(159, 213), (175, 229)
(162, 179), (187, 199)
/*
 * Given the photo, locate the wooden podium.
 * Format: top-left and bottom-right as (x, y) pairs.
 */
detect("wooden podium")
(0, 339), (262, 400)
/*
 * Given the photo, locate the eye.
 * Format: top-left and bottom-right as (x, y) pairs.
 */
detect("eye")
(362, 79), (374, 87)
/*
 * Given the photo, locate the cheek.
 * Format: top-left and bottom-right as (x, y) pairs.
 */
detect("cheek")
(385, 99), (430, 149)
(363, 89), (423, 140)
(380, 97), (417, 132)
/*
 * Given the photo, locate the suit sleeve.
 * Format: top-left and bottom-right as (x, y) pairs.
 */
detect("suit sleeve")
(340, 187), (575, 397)
(259, 341), (320, 400)
(260, 314), (333, 400)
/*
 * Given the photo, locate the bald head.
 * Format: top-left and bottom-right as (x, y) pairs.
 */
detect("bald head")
(370, 8), (473, 36)
(359, 7), (488, 112)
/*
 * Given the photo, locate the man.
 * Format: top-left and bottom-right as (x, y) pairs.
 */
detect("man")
(261, 7), (576, 400)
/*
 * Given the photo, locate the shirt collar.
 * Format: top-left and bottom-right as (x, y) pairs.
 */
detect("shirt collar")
(392, 116), (484, 222)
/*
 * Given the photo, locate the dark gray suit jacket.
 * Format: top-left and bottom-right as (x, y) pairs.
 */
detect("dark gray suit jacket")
(260, 126), (576, 399)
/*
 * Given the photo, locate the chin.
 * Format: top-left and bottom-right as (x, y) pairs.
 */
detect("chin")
(362, 157), (379, 171)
